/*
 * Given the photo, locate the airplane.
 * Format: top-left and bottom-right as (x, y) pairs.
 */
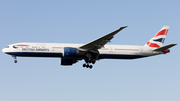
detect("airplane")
(2, 26), (177, 69)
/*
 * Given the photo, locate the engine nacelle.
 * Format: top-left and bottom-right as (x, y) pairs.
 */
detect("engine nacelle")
(60, 58), (76, 65)
(63, 47), (80, 57)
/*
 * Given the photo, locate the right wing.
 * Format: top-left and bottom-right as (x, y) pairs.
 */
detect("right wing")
(80, 26), (127, 50)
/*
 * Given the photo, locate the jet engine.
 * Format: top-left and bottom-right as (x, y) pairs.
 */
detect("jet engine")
(60, 57), (77, 65)
(63, 47), (80, 57)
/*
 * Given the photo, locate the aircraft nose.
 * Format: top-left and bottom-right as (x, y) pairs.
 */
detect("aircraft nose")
(2, 48), (6, 53)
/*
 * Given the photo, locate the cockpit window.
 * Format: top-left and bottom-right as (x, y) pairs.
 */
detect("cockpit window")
(6, 46), (9, 48)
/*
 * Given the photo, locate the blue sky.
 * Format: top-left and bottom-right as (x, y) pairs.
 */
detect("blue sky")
(0, 0), (180, 101)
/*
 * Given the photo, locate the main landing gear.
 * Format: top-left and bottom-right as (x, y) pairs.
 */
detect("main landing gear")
(83, 59), (96, 69)
(83, 63), (93, 69)
(12, 55), (17, 63)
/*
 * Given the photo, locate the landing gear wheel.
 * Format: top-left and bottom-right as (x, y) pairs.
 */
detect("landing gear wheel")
(88, 60), (92, 63)
(86, 64), (89, 68)
(89, 65), (93, 69)
(92, 61), (96, 64)
(14, 60), (17, 63)
(83, 64), (86, 67)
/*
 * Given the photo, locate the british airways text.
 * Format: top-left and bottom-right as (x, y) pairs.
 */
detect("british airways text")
(22, 48), (49, 51)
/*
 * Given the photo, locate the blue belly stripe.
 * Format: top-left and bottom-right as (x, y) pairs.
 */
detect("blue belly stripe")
(6, 52), (63, 57)
(6, 52), (146, 59)
(98, 54), (146, 59)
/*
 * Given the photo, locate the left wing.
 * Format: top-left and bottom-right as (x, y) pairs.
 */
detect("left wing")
(80, 26), (127, 50)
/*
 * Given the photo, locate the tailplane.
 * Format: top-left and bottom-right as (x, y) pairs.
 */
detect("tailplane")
(144, 26), (169, 48)
(153, 44), (177, 54)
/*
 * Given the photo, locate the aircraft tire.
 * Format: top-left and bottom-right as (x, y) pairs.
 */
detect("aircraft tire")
(86, 64), (89, 68)
(92, 61), (96, 64)
(83, 64), (86, 67)
(14, 60), (17, 63)
(89, 65), (92, 69)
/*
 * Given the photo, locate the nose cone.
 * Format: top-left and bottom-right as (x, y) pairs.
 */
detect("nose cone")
(2, 48), (5, 53)
(2, 48), (6, 53)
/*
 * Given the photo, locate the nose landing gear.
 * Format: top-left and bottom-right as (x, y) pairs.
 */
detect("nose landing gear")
(12, 55), (17, 63)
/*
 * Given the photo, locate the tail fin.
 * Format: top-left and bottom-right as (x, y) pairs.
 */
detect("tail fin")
(144, 26), (169, 48)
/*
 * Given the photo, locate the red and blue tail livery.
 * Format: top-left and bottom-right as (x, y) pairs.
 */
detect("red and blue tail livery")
(145, 26), (169, 48)
(2, 26), (177, 69)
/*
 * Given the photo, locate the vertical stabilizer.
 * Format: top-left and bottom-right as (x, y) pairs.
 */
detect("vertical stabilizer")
(144, 26), (169, 48)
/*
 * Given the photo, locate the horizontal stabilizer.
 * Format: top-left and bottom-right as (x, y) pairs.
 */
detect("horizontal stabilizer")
(153, 44), (177, 51)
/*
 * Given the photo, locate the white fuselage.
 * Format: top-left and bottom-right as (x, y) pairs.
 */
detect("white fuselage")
(2, 42), (162, 60)
(2, 26), (175, 68)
